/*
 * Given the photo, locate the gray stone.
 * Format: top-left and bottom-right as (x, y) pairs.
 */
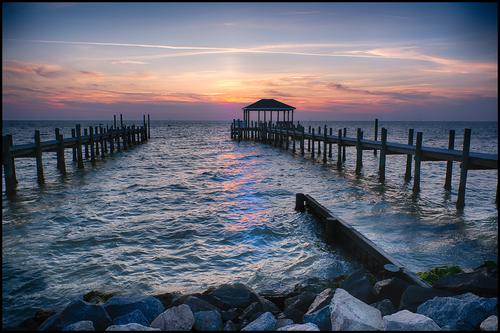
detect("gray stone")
(239, 302), (263, 322)
(330, 288), (383, 331)
(283, 291), (317, 323)
(371, 299), (396, 316)
(241, 312), (277, 331)
(221, 308), (240, 321)
(417, 292), (497, 330)
(105, 323), (160, 331)
(59, 299), (112, 331)
(400, 286), (455, 312)
(63, 320), (95, 331)
(340, 269), (376, 303)
(383, 310), (441, 331)
(150, 304), (194, 331)
(433, 266), (497, 298)
(277, 322), (320, 331)
(39, 313), (63, 331)
(182, 295), (220, 313)
(373, 277), (410, 306)
(205, 283), (260, 309)
(258, 296), (281, 314)
(223, 320), (238, 331)
(193, 310), (223, 331)
(306, 288), (333, 314)
(480, 315), (498, 331)
(112, 309), (149, 327)
(276, 318), (294, 329)
(303, 305), (331, 330)
(104, 296), (164, 323)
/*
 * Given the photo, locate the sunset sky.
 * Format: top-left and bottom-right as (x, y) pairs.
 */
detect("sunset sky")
(2, 2), (498, 120)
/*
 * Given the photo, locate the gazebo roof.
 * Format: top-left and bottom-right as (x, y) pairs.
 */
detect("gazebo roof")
(243, 99), (295, 111)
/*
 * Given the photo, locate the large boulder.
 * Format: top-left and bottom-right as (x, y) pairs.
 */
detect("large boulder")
(303, 305), (331, 330)
(276, 318), (294, 329)
(193, 310), (223, 331)
(283, 291), (317, 323)
(105, 323), (160, 331)
(340, 269), (376, 304)
(417, 292), (497, 330)
(399, 286), (455, 312)
(182, 295), (220, 313)
(62, 320), (95, 331)
(277, 322), (320, 331)
(306, 288), (333, 314)
(330, 288), (383, 331)
(480, 315), (498, 331)
(433, 266), (497, 297)
(17, 309), (55, 330)
(204, 283), (260, 310)
(373, 277), (410, 306)
(241, 312), (277, 331)
(40, 299), (112, 331)
(150, 304), (194, 331)
(104, 296), (164, 323)
(383, 310), (441, 331)
(239, 302), (264, 323)
(112, 309), (149, 327)
(370, 299), (396, 316)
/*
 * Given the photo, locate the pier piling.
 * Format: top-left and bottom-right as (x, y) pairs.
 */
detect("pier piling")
(457, 129), (471, 209)
(34, 130), (44, 183)
(444, 129), (455, 191)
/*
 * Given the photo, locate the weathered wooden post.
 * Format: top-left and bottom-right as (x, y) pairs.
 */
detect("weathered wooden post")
(444, 129), (455, 191)
(89, 127), (96, 164)
(308, 126), (311, 152)
(71, 128), (77, 162)
(374, 118), (378, 156)
(109, 127), (115, 153)
(131, 125), (136, 145)
(3, 136), (16, 196)
(413, 132), (423, 193)
(404, 128), (414, 182)
(337, 129), (342, 169)
(76, 124), (84, 169)
(147, 114), (151, 139)
(114, 115), (117, 129)
(84, 128), (89, 159)
(55, 129), (66, 175)
(311, 128), (315, 159)
(379, 128), (387, 182)
(355, 128), (363, 174)
(457, 129), (471, 209)
(127, 126), (132, 147)
(301, 126), (305, 156)
(328, 128), (333, 158)
(116, 126), (121, 152)
(6, 135), (17, 183)
(323, 125), (327, 164)
(292, 127), (296, 153)
(34, 130), (44, 183)
(100, 126), (105, 157)
(94, 126), (100, 156)
(103, 128), (108, 153)
(295, 193), (306, 212)
(120, 114), (124, 128)
(143, 114), (147, 142)
(342, 128), (347, 162)
(317, 126), (321, 155)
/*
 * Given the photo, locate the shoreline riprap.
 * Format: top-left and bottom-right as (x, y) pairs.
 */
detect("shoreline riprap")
(7, 262), (498, 331)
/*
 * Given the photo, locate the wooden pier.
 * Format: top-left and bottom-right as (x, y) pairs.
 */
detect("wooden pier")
(230, 119), (498, 209)
(2, 114), (151, 197)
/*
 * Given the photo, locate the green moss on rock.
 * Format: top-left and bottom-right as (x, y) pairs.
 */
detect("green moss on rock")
(416, 266), (463, 285)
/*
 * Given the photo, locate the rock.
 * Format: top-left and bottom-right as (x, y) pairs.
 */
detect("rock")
(221, 308), (240, 321)
(239, 302), (263, 322)
(193, 310), (223, 331)
(104, 296), (164, 323)
(330, 288), (383, 331)
(57, 299), (112, 331)
(417, 292), (497, 330)
(62, 320), (95, 331)
(399, 286), (455, 312)
(241, 312), (277, 331)
(83, 290), (115, 304)
(154, 291), (182, 309)
(150, 304), (194, 331)
(283, 291), (317, 323)
(383, 310), (441, 331)
(224, 320), (238, 331)
(205, 283), (260, 309)
(276, 318), (294, 329)
(373, 277), (410, 306)
(306, 288), (333, 314)
(258, 296), (281, 314)
(370, 299), (396, 316)
(303, 305), (331, 330)
(182, 295), (220, 313)
(480, 315), (498, 331)
(433, 266), (498, 297)
(17, 309), (56, 330)
(39, 312), (63, 331)
(105, 323), (160, 331)
(112, 309), (149, 327)
(277, 322), (320, 331)
(340, 269), (376, 303)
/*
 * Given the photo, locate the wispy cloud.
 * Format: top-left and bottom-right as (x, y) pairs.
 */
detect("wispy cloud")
(111, 60), (149, 65)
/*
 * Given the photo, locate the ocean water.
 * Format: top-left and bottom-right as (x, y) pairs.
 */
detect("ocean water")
(2, 120), (498, 328)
